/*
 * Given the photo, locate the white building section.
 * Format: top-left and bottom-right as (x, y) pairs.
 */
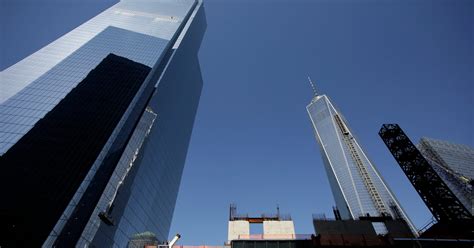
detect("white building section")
(228, 220), (250, 242)
(263, 220), (295, 236)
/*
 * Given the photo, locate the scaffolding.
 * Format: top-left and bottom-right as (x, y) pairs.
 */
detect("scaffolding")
(229, 204), (291, 223)
(378, 124), (472, 221)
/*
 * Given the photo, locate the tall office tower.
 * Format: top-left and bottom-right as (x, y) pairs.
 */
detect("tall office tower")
(305, 80), (415, 234)
(0, 0), (206, 247)
(417, 137), (473, 214)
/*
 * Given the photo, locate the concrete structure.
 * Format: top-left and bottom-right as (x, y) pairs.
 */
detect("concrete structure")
(226, 206), (471, 248)
(228, 221), (250, 242)
(227, 219), (297, 242)
(263, 221), (295, 236)
(227, 205), (297, 242)
(232, 239), (313, 248)
(0, 0), (206, 247)
(305, 80), (415, 234)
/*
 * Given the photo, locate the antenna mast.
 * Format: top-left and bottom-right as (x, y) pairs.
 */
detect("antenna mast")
(308, 76), (318, 97)
(276, 204), (280, 219)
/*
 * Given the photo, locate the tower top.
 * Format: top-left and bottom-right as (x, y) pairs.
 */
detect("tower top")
(308, 76), (318, 97)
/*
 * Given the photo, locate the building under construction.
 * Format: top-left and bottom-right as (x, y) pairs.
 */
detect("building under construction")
(128, 204), (473, 248)
(379, 124), (473, 240)
(305, 84), (416, 235)
(227, 205), (473, 248)
(417, 137), (473, 215)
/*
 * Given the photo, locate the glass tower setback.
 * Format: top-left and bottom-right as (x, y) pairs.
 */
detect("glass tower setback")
(306, 93), (416, 234)
(417, 137), (473, 215)
(0, 0), (206, 247)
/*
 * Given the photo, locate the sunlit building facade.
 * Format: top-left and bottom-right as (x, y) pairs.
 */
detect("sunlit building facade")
(0, 0), (206, 247)
(306, 92), (415, 234)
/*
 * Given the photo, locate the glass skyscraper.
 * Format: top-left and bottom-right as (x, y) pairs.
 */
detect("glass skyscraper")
(0, 0), (206, 247)
(417, 137), (473, 215)
(306, 89), (416, 234)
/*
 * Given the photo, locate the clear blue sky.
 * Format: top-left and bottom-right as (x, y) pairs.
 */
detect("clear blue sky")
(1, 0), (473, 245)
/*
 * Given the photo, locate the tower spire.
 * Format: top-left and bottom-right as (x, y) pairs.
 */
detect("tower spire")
(308, 76), (318, 97)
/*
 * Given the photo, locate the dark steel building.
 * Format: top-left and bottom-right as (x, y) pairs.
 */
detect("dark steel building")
(379, 124), (473, 241)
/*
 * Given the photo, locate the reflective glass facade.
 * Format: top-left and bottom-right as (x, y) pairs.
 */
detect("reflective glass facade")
(417, 137), (473, 214)
(0, 0), (206, 247)
(306, 95), (415, 234)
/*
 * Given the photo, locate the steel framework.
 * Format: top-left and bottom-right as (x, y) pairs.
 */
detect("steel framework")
(378, 124), (472, 221)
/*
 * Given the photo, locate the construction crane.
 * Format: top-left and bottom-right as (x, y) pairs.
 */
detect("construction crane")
(158, 234), (181, 248)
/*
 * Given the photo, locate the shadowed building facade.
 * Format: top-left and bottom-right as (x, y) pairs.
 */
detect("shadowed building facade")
(417, 137), (473, 215)
(0, 0), (206, 246)
(305, 84), (415, 235)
